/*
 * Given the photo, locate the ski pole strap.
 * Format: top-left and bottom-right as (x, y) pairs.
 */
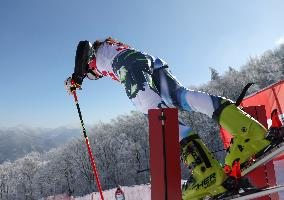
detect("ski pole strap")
(235, 82), (254, 106)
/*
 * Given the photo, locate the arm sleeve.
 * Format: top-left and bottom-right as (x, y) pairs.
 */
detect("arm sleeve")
(72, 41), (91, 85)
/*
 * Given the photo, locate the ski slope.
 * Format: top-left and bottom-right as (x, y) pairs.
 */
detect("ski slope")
(75, 184), (151, 200)
(44, 158), (284, 200)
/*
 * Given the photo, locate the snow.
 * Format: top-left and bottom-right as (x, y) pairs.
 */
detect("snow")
(44, 167), (284, 200)
(41, 193), (75, 200)
(75, 184), (151, 200)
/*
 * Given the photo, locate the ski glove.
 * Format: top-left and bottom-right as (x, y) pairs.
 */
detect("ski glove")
(64, 77), (81, 95)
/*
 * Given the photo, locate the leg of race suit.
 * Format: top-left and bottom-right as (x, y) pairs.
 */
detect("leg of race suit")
(152, 67), (227, 117)
(112, 50), (193, 141)
(151, 67), (227, 139)
(129, 84), (193, 141)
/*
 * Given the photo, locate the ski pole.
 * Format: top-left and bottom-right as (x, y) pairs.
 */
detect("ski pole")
(71, 84), (104, 200)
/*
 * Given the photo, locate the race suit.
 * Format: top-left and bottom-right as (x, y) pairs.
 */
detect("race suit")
(88, 38), (226, 141)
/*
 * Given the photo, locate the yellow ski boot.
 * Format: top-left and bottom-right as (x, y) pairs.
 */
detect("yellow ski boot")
(213, 101), (271, 168)
(180, 134), (227, 200)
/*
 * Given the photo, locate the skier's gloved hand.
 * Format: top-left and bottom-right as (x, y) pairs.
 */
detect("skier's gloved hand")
(64, 77), (81, 95)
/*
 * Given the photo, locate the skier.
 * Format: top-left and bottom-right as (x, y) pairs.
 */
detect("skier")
(64, 37), (275, 199)
(114, 186), (125, 200)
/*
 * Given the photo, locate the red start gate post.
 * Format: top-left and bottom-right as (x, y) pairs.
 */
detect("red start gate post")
(148, 108), (182, 200)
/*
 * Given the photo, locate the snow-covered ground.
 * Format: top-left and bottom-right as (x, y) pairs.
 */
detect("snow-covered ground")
(42, 194), (75, 200)
(75, 184), (151, 200)
(44, 162), (284, 200)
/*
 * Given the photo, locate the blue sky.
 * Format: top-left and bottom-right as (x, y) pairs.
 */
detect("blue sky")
(0, 0), (284, 128)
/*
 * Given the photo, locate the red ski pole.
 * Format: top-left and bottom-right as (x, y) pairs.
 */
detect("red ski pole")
(71, 84), (104, 200)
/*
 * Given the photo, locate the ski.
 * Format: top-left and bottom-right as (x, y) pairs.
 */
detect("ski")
(220, 184), (284, 200)
(241, 142), (284, 176)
